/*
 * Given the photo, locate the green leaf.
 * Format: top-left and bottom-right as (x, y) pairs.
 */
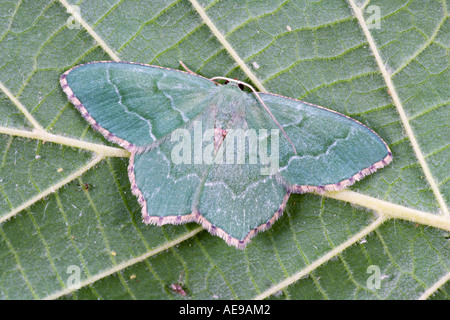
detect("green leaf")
(0, 0), (448, 300)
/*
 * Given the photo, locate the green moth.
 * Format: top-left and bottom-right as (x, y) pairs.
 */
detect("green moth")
(60, 61), (392, 249)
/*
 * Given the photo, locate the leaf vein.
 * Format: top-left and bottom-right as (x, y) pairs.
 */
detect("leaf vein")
(347, 0), (448, 215)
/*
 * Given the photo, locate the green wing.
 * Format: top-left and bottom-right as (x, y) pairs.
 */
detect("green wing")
(256, 92), (392, 193)
(60, 61), (216, 151)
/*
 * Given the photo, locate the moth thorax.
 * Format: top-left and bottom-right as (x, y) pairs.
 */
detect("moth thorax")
(213, 127), (228, 152)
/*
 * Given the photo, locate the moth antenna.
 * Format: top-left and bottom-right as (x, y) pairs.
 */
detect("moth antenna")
(210, 76), (298, 155)
(179, 61), (197, 75)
